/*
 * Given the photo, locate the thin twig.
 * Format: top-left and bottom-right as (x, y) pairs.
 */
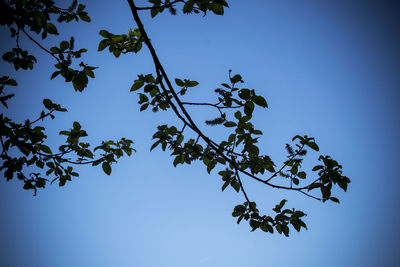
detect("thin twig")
(235, 165), (257, 213)
(182, 101), (242, 109)
(136, 0), (182, 10)
(21, 28), (61, 63)
(265, 144), (305, 183)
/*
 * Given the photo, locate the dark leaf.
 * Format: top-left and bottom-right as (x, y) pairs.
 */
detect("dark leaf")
(2, 51), (15, 61)
(244, 101), (254, 117)
(231, 179), (240, 192)
(46, 23), (59, 35)
(231, 74), (242, 83)
(223, 121), (236, 127)
(307, 141), (319, 151)
(60, 41), (69, 51)
(253, 95), (268, 108)
(330, 197), (340, 203)
(131, 80), (144, 91)
(43, 99), (53, 110)
(102, 162), (111, 175)
(98, 39), (108, 51)
(175, 78), (184, 87)
(187, 80), (199, 87)
(210, 3), (224, 15)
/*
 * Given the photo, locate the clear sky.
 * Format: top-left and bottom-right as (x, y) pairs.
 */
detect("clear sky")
(1, 0), (399, 266)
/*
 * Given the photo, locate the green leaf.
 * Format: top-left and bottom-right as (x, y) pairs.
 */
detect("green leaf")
(50, 71), (61, 80)
(59, 130), (70, 136)
(112, 49), (122, 58)
(59, 178), (66, 187)
(244, 101), (254, 117)
(98, 40), (108, 51)
(250, 220), (260, 231)
(307, 141), (319, 151)
(223, 121), (237, 127)
(131, 80), (144, 91)
(175, 78), (184, 86)
(228, 133), (236, 143)
(46, 23), (58, 35)
(60, 41), (69, 51)
(86, 70), (95, 78)
(216, 0), (229, 7)
(50, 47), (60, 53)
(221, 83), (231, 89)
(282, 224), (289, 237)
(253, 96), (268, 108)
(207, 160), (216, 174)
(276, 224), (282, 234)
(279, 199), (287, 209)
(176, 135), (184, 144)
(290, 164), (298, 175)
(2, 51), (15, 61)
(231, 179), (240, 192)
(234, 204), (246, 213)
(292, 135), (304, 142)
(330, 197), (340, 203)
(203, 157), (210, 166)
(73, 121), (81, 130)
(72, 74), (88, 92)
(297, 171), (306, 179)
(99, 30), (109, 38)
(338, 180), (348, 192)
(36, 160), (44, 169)
(43, 99), (53, 110)
(187, 81), (199, 87)
(5, 78), (17, 86)
(230, 74), (242, 83)
(210, 3), (224, 15)
(102, 162), (111, 175)
(80, 14), (91, 22)
(238, 89), (250, 100)
(150, 140), (160, 151)
(312, 165), (323, 171)
(173, 155), (181, 167)
(140, 103), (149, 111)
(151, 8), (159, 18)
(77, 4), (86, 12)
(234, 111), (242, 120)
(222, 180), (230, 191)
(40, 145), (52, 154)
(247, 145), (259, 156)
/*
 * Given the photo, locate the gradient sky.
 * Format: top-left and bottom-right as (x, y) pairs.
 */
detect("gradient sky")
(1, 0), (399, 266)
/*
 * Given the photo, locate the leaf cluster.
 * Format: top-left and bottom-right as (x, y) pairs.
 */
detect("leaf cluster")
(0, 0), (134, 193)
(98, 28), (143, 57)
(142, 0), (229, 17)
(232, 200), (307, 236)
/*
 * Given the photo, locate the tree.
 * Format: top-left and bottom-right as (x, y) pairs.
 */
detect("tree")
(0, 0), (350, 236)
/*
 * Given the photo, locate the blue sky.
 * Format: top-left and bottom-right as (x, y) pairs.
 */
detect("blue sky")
(1, 0), (399, 266)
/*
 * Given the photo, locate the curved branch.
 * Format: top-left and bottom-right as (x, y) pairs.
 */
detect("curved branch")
(21, 28), (61, 63)
(127, 0), (319, 200)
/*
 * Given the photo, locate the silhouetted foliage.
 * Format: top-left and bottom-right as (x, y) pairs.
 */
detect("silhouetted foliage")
(0, 0), (350, 236)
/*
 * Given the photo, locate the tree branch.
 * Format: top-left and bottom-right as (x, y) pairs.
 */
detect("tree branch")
(127, 0), (320, 200)
(21, 28), (61, 63)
